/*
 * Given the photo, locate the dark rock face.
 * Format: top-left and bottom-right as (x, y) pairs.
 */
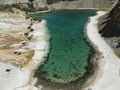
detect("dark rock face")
(99, 0), (120, 37)
(47, 0), (76, 4)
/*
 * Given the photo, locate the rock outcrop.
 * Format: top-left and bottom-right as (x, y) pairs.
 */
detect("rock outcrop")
(0, 0), (48, 12)
(99, 0), (120, 37)
(98, 0), (120, 57)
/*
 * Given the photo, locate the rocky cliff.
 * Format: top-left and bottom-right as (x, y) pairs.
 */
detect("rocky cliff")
(0, 0), (118, 11)
(98, 0), (120, 56)
(99, 0), (120, 37)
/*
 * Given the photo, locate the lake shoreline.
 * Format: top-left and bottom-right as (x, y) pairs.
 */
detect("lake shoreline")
(82, 11), (106, 90)
(84, 11), (120, 90)
(0, 8), (117, 90)
(31, 9), (100, 90)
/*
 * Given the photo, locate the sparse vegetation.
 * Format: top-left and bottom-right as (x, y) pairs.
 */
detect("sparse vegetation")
(24, 32), (29, 37)
(30, 28), (34, 32)
(0, 5), (13, 12)
(27, 34), (33, 41)
(28, 14), (42, 22)
(27, 26), (31, 30)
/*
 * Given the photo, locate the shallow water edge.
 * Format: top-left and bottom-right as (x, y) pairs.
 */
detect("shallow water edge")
(30, 9), (100, 90)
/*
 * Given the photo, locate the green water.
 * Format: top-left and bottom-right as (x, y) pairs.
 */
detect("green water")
(32, 10), (96, 83)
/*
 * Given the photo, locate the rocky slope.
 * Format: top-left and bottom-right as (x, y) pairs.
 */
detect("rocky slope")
(0, 0), (48, 12)
(0, 8), (33, 67)
(47, 0), (117, 9)
(0, 0), (118, 11)
(0, 8), (49, 90)
(99, 0), (120, 37)
(98, 0), (120, 56)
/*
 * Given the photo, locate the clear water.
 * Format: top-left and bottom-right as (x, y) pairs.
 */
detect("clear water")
(31, 9), (96, 83)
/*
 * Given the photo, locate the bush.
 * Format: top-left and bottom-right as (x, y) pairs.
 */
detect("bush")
(24, 33), (29, 36)
(30, 28), (34, 32)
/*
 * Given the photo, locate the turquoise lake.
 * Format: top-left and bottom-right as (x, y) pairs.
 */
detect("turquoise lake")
(31, 10), (96, 83)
